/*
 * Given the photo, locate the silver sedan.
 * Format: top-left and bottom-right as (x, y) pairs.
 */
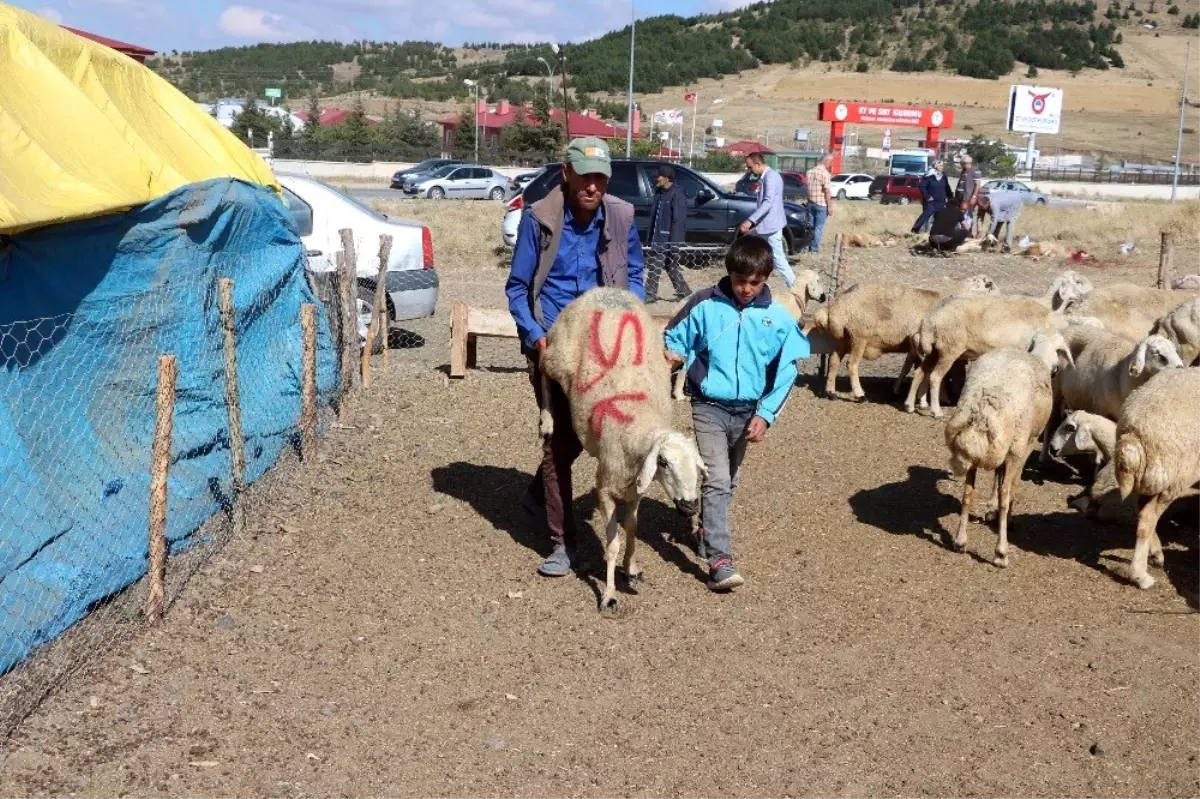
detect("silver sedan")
(983, 179), (1049, 205)
(408, 165), (513, 200)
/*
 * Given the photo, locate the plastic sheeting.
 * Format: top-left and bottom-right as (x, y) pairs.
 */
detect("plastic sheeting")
(0, 178), (339, 674)
(0, 3), (278, 235)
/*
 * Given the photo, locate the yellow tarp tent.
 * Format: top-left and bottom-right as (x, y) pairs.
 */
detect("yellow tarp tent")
(0, 2), (278, 234)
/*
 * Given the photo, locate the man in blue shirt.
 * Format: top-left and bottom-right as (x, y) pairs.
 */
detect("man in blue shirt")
(505, 137), (645, 576)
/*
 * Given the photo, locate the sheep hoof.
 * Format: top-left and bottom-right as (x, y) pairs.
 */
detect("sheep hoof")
(993, 553), (1009, 569)
(903, 403), (916, 414)
(616, 566), (644, 585)
(951, 537), (968, 553)
(931, 410), (945, 420)
(1131, 572), (1157, 590)
(1150, 551), (1165, 568)
(851, 392), (866, 403)
(599, 595), (620, 616)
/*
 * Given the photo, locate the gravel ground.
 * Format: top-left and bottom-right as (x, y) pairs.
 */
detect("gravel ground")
(1, 204), (1196, 797)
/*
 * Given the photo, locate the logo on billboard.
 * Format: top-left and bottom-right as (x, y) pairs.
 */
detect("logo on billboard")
(834, 103), (848, 121)
(930, 110), (944, 127)
(1028, 90), (1052, 115)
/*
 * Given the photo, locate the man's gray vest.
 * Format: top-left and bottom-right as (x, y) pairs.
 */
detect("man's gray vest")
(527, 187), (636, 329)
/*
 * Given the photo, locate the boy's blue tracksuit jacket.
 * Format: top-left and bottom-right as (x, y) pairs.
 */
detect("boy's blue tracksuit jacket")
(664, 277), (811, 425)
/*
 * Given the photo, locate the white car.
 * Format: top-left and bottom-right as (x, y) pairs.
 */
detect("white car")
(279, 174), (438, 340)
(501, 192), (524, 247)
(829, 173), (874, 200)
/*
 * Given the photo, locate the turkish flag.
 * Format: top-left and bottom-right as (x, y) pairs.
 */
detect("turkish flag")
(684, 92), (697, 104)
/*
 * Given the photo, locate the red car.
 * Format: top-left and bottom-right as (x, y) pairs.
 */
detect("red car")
(870, 175), (924, 205)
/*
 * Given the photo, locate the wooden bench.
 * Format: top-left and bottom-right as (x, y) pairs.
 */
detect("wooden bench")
(449, 301), (678, 379)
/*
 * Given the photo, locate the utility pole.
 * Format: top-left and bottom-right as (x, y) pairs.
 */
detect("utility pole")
(625, 3), (636, 158)
(463, 79), (480, 163)
(688, 93), (699, 167)
(1172, 39), (1191, 203)
(558, 45), (570, 139)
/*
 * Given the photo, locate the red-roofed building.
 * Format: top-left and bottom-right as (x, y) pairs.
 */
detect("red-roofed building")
(62, 26), (155, 63)
(714, 139), (774, 157)
(436, 100), (641, 151)
(294, 108), (381, 127)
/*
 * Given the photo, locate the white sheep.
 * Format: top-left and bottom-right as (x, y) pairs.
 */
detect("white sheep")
(1113, 367), (1200, 589)
(539, 287), (705, 613)
(1008, 270), (1094, 310)
(806, 274), (997, 401)
(777, 268), (830, 326)
(1065, 283), (1194, 342)
(1150, 296), (1200, 366)
(943, 332), (1074, 567)
(1047, 410), (1121, 518)
(904, 295), (1070, 419)
(1042, 326), (1185, 467)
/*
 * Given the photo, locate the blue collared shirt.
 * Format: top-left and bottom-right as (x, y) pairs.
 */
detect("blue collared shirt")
(747, 167), (786, 236)
(506, 202), (645, 349)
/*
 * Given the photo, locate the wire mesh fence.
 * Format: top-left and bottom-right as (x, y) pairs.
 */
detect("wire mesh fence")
(0, 260), (343, 742)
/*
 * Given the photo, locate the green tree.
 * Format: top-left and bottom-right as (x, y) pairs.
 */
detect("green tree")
(452, 105), (479, 155)
(340, 97), (376, 147)
(965, 135), (1017, 177)
(230, 100), (280, 146)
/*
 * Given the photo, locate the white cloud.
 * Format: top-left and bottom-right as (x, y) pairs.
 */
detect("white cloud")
(218, 4), (316, 41)
(36, 6), (64, 23)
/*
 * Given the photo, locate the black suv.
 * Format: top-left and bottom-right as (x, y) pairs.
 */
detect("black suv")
(521, 159), (813, 254)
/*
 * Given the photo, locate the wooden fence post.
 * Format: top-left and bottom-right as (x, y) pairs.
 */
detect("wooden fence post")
(300, 303), (318, 463)
(820, 234), (845, 381)
(145, 354), (177, 621)
(362, 234), (393, 388)
(218, 279), (246, 538)
(1158, 232), (1173, 290)
(450, 301), (470, 379)
(335, 251), (357, 420)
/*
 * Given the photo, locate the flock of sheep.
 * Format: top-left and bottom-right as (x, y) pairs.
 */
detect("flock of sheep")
(531, 266), (1198, 613)
(805, 271), (1200, 590)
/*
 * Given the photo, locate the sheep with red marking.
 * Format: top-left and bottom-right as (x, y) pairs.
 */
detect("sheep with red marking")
(539, 287), (704, 614)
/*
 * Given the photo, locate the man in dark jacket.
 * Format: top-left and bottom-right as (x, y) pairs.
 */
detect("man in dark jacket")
(928, 201), (970, 252)
(912, 159), (950, 234)
(505, 137), (645, 576)
(645, 165), (692, 303)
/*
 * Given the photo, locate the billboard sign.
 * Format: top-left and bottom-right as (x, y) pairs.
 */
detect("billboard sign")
(264, 87), (282, 99)
(653, 109), (683, 126)
(1007, 85), (1063, 134)
(817, 101), (954, 128)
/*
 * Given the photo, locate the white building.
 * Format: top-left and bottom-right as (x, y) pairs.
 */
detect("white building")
(197, 99), (306, 133)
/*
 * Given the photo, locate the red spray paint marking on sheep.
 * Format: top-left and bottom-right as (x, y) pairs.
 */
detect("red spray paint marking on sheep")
(571, 310), (649, 437)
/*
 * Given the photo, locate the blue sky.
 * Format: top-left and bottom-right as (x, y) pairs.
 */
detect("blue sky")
(13, 0), (754, 53)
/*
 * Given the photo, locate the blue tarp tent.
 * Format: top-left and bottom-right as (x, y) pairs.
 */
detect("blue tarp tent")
(0, 178), (338, 674)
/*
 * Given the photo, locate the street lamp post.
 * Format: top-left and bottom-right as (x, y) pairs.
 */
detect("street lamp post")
(536, 56), (555, 110)
(463, 78), (479, 163)
(625, 2), (636, 157)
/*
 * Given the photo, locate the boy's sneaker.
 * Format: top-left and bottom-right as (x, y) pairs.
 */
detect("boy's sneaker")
(707, 559), (744, 591)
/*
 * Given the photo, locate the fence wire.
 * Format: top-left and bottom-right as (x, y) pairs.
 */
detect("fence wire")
(0, 266), (339, 743)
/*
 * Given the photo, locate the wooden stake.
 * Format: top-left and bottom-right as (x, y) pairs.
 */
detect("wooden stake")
(821, 234), (845, 381)
(1158, 232), (1173, 290)
(335, 251), (357, 420)
(362, 234), (393, 387)
(218, 279), (246, 537)
(450, 301), (470, 379)
(145, 354), (177, 621)
(300, 303), (318, 462)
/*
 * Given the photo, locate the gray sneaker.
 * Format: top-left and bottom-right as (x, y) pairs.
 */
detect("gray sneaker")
(707, 560), (744, 591)
(538, 545), (577, 577)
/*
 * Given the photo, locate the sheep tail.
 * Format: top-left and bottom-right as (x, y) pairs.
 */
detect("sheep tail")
(1114, 434), (1144, 500)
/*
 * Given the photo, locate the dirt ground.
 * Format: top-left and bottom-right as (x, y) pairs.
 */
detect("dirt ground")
(1, 201), (1197, 798)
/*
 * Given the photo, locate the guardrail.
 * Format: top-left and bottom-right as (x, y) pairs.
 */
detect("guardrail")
(1031, 167), (1200, 185)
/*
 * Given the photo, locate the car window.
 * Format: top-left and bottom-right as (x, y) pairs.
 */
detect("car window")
(429, 165), (457, 178)
(672, 169), (710, 202)
(606, 162), (642, 200)
(852, 175), (872, 184)
(281, 187), (314, 236)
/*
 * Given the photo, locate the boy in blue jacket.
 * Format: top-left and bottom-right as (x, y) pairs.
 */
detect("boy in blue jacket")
(664, 236), (811, 590)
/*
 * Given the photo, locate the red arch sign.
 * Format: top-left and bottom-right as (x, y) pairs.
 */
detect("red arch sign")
(817, 100), (955, 173)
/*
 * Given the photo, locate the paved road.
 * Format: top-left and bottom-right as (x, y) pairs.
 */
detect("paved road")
(349, 187), (409, 203)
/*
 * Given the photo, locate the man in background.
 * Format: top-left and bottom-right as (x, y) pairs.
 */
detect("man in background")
(645, 164), (692, 303)
(955, 154), (982, 236)
(738, 152), (797, 289)
(912, 159), (951, 235)
(804, 154), (835, 253)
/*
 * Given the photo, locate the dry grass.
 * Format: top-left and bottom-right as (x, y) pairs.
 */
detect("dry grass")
(376, 199), (506, 262)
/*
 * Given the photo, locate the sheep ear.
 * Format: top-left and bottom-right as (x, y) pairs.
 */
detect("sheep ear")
(1074, 424), (1093, 451)
(636, 434), (664, 495)
(1130, 339), (1149, 376)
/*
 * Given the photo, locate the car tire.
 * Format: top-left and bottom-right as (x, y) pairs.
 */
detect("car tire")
(837, 189), (848, 200)
(488, 187), (505, 201)
(1036, 198), (1047, 205)
(356, 282), (391, 354)
(428, 186), (445, 200)
(899, 196), (911, 206)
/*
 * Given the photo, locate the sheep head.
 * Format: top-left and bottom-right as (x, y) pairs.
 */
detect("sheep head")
(1048, 410), (1097, 460)
(636, 429), (705, 516)
(793, 269), (828, 305)
(960, 274), (998, 295)
(1028, 331), (1073, 376)
(1048, 270), (1094, 310)
(1129, 334), (1185, 377)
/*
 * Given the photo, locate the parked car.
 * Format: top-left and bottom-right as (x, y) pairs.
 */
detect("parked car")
(983, 179), (1049, 205)
(734, 170), (809, 202)
(501, 159), (812, 253)
(512, 169), (544, 192)
(390, 158), (462, 189)
(406, 165), (513, 200)
(829, 173), (874, 200)
(875, 175), (924, 205)
(279, 175), (438, 343)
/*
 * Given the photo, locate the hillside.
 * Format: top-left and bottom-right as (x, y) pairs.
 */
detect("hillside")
(152, 0), (1136, 105)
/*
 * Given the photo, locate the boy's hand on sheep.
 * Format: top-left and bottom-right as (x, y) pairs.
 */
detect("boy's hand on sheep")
(746, 416), (769, 443)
